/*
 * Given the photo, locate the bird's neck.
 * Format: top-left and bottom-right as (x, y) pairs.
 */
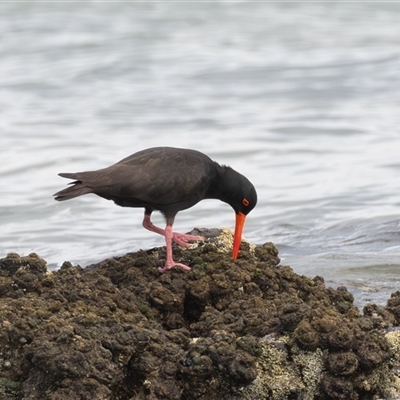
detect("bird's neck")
(205, 164), (240, 206)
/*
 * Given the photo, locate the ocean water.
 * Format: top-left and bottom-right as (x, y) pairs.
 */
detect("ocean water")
(1, 2), (400, 307)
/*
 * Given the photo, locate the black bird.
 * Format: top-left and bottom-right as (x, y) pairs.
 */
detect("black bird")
(54, 147), (257, 272)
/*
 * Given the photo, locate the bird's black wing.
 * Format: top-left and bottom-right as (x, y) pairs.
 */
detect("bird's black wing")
(65, 147), (217, 209)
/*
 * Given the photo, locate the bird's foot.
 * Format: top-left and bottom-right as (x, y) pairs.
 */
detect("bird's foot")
(158, 261), (191, 273)
(172, 233), (205, 247)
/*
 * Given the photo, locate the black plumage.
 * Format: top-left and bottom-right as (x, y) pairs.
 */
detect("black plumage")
(54, 147), (257, 272)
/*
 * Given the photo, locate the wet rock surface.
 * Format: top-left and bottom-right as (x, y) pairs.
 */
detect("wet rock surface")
(0, 231), (399, 399)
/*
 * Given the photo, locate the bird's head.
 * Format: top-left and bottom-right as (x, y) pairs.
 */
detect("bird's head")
(217, 166), (257, 259)
(231, 176), (257, 259)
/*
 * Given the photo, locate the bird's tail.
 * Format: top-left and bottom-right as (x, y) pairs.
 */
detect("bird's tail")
(54, 173), (93, 201)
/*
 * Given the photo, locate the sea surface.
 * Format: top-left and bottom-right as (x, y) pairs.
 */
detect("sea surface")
(1, 2), (400, 308)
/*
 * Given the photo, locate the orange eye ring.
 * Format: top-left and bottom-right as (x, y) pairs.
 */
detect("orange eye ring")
(242, 198), (250, 207)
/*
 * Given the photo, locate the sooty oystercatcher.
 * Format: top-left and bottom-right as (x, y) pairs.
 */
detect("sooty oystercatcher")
(54, 147), (257, 272)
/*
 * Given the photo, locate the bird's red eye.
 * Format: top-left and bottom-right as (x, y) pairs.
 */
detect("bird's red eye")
(242, 198), (250, 207)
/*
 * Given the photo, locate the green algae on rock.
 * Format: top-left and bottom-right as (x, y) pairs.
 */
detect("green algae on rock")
(0, 234), (399, 399)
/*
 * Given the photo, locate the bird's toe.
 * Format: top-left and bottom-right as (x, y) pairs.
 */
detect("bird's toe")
(172, 233), (204, 246)
(158, 262), (191, 273)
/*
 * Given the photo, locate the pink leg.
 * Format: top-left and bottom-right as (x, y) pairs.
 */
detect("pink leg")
(142, 214), (166, 236)
(142, 214), (204, 247)
(158, 225), (191, 273)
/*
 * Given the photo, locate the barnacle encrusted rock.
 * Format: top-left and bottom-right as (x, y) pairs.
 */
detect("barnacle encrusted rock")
(0, 231), (399, 399)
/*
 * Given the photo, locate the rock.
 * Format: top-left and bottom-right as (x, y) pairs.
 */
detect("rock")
(0, 233), (399, 399)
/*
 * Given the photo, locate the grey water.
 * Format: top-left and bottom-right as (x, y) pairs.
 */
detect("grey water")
(1, 2), (400, 308)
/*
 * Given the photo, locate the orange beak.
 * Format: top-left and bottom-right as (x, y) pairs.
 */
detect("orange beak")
(232, 212), (246, 259)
